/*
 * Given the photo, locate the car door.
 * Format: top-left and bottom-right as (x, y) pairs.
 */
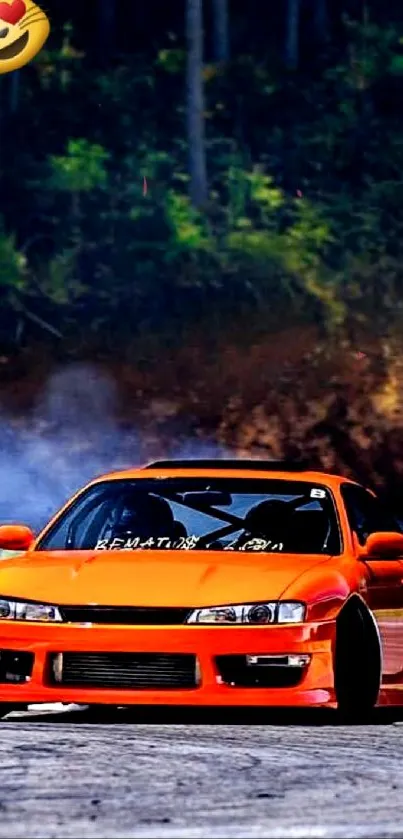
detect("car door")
(341, 483), (403, 686)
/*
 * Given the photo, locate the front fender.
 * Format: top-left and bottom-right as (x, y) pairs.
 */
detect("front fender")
(280, 563), (364, 622)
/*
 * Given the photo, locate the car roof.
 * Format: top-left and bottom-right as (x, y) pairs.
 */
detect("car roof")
(89, 459), (356, 490)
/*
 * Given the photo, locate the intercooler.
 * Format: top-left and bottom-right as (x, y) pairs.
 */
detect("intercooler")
(49, 652), (199, 689)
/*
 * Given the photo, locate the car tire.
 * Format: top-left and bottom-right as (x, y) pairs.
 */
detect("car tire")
(334, 597), (382, 723)
(87, 704), (120, 721)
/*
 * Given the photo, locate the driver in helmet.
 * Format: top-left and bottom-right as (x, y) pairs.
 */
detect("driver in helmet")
(234, 499), (293, 551)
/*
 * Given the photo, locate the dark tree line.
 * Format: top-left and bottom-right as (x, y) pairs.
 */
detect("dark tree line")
(0, 0), (403, 354)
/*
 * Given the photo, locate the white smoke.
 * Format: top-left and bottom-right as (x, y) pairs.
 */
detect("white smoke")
(0, 364), (230, 532)
(0, 365), (135, 530)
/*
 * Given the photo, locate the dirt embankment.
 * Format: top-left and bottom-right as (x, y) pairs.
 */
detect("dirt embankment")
(1, 326), (403, 517)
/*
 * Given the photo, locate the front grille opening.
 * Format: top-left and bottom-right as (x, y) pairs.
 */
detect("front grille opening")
(0, 650), (34, 683)
(215, 655), (306, 688)
(59, 606), (191, 625)
(49, 652), (199, 690)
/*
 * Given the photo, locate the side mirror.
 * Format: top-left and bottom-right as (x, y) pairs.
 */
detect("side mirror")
(364, 531), (403, 559)
(0, 525), (35, 552)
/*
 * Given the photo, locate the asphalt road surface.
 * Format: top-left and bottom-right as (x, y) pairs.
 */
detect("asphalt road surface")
(1, 706), (403, 838)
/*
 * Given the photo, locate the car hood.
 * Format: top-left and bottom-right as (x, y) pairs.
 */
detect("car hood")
(0, 550), (332, 607)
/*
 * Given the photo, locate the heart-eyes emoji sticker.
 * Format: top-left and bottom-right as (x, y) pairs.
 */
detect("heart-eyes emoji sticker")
(0, 0), (49, 74)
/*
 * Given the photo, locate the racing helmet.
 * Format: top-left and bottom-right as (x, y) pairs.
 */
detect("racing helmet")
(115, 492), (175, 538)
(241, 498), (293, 542)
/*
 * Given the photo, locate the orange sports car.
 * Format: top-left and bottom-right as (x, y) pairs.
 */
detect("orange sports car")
(0, 458), (402, 721)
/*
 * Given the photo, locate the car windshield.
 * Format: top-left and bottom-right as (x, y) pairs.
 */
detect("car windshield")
(36, 477), (341, 555)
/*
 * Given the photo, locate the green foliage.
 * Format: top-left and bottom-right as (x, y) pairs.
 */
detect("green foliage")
(49, 139), (110, 193)
(164, 191), (212, 254)
(40, 248), (85, 305)
(3, 4), (403, 351)
(0, 225), (27, 292)
(156, 48), (186, 74)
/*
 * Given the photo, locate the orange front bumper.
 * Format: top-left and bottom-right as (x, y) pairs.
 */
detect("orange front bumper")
(0, 620), (337, 708)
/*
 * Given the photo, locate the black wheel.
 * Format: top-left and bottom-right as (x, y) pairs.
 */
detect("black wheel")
(86, 704), (120, 721)
(334, 598), (382, 723)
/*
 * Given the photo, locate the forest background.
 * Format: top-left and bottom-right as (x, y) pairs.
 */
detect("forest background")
(1, 0), (403, 524)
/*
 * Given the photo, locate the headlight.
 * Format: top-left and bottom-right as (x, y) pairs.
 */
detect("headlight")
(186, 601), (305, 625)
(0, 598), (62, 622)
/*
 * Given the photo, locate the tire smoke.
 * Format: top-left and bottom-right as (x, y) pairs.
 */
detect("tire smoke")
(0, 364), (228, 532)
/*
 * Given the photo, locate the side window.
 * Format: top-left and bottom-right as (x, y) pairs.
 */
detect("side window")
(341, 484), (402, 546)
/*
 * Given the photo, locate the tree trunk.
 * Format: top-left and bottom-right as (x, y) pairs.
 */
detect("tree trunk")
(9, 71), (20, 114)
(212, 0), (229, 63)
(186, 0), (208, 208)
(97, 0), (116, 62)
(314, 0), (329, 47)
(285, 0), (300, 71)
